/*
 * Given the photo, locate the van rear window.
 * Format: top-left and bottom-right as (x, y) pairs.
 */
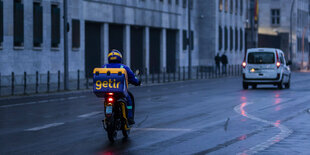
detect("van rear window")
(248, 52), (275, 64)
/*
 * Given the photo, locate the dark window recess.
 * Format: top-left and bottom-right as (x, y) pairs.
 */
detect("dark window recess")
(224, 27), (228, 50)
(219, 26), (222, 50)
(230, 27), (233, 50)
(0, 0), (3, 44)
(230, 0), (233, 14)
(183, 30), (187, 50)
(168, 0), (171, 4)
(235, 28), (238, 50)
(235, 0), (238, 14)
(240, 29), (243, 51)
(33, 2), (43, 47)
(225, 0), (228, 12)
(190, 30), (194, 50)
(190, 0), (193, 9)
(183, 0), (187, 8)
(176, 0), (179, 5)
(14, 0), (24, 47)
(240, 0), (243, 15)
(51, 5), (60, 48)
(72, 19), (80, 49)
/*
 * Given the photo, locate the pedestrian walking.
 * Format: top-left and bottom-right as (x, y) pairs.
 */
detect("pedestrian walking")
(215, 53), (221, 74)
(221, 53), (228, 75)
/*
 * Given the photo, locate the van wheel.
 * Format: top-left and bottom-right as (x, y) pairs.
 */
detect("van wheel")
(252, 84), (257, 89)
(285, 78), (290, 89)
(243, 82), (248, 89)
(278, 80), (283, 89)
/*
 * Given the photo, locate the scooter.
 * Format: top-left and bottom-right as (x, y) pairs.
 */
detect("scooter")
(102, 92), (131, 142)
(93, 68), (139, 142)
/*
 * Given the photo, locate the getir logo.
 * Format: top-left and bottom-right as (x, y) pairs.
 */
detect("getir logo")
(95, 79), (121, 90)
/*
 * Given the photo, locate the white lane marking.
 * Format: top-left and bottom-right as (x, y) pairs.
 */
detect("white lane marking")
(132, 128), (192, 132)
(0, 95), (86, 109)
(78, 111), (102, 118)
(234, 102), (293, 155)
(25, 122), (65, 131)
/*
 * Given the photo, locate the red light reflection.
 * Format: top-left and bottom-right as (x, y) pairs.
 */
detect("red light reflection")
(240, 102), (247, 117)
(275, 106), (281, 111)
(274, 120), (281, 127)
(239, 134), (247, 141)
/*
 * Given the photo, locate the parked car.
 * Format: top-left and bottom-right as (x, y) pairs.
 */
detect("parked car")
(242, 48), (291, 89)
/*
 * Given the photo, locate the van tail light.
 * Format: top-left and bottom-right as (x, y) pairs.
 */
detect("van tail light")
(276, 50), (280, 68)
(242, 62), (247, 68)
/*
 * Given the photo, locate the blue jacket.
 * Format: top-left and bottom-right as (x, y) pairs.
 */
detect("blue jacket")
(102, 63), (140, 86)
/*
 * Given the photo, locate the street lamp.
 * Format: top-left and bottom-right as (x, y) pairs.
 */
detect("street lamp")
(63, 0), (69, 90)
(289, 0), (296, 62)
(188, 0), (192, 79)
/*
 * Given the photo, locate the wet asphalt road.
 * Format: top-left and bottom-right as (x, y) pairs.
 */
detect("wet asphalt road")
(1, 72), (310, 155)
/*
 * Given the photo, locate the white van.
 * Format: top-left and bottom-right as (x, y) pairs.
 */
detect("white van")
(242, 48), (291, 89)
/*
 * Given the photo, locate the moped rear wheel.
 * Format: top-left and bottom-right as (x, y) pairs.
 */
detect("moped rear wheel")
(106, 117), (117, 143)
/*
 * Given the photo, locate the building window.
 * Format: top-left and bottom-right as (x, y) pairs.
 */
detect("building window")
(240, 28), (243, 51)
(219, 26), (222, 50)
(168, 0), (171, 4)
(51, 4), (60, 48)
(219, 0), (223, 12)
(72, 19), (80, 49)
(224, 27), (228, 50)
(235, 28), (238, 51)
(176, 0), (179, 5)
(235, 0), (238, 15)
(240, 0), (243, 15)
(271, 9), (280, 25)
(183, 30), (187, 50)
(33, 2), (43, 47)
(0, 0), (3, 46)
(183, 0), (186, 8)
(230, 27), (233, 50)
(14, 0), (24, 47)
(225, 0), (228, 12)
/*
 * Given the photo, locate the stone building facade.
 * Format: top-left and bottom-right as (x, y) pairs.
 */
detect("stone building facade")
(0, 0), (247, 84)
(258, 0), (310, 69)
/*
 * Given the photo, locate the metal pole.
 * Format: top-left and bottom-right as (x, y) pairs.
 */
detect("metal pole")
(188, 0), (192, 79)
(0, 72), (1, 96)
(58, 70), (60, 91)
(24, 72), (27, 95)
(11, 72), (14, 96)
(290, 0), (296, 61)
(77, 70), (80, 90)
(36, 71), (39, 93)
(63, 0), (69, 90)
(47, 71), (50, 93)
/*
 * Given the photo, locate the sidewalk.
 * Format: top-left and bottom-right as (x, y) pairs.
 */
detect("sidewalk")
(0, 65), (243, 99)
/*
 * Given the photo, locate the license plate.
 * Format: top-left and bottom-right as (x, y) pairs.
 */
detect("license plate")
(106, 106), (112, 114)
